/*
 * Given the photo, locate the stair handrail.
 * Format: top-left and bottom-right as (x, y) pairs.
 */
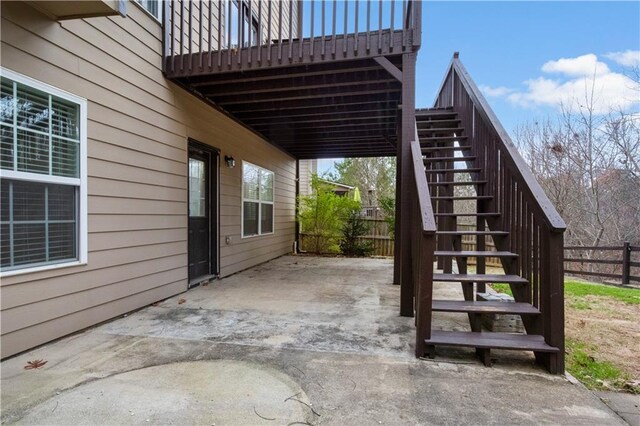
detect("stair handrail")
(434, 53), (566, 232)
(410, 123), (436, 357)
(411, 126), (437, 235)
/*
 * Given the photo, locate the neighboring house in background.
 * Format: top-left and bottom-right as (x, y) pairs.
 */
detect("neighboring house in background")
(298, 160), (353, 197)
(298, 159), (317, 196)
(321, 180), (354, 197)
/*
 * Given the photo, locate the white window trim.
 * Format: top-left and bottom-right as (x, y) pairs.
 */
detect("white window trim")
(241, 161), (275, 239)
(0, 67), (88, 277)
(134, 0), (163, 23)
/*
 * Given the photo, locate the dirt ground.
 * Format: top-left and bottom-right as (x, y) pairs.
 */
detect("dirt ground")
(565, 295), (640, 380)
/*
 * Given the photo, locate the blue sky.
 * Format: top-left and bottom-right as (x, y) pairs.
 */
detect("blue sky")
(317, 1), (640, 174)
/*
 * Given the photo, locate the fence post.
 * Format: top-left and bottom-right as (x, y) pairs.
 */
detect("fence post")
(622, 241), (631, 285)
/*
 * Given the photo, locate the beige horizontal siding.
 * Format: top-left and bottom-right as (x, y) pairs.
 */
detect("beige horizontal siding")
(1, 2), (296, 358)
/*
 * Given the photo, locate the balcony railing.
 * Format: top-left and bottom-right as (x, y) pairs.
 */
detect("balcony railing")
(163, 0), (422, 77)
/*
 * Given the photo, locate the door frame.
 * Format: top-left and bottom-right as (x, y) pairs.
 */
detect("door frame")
(187, 139), (220, 287)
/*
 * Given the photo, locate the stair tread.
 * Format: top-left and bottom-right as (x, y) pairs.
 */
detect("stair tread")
(425, 330), (559, 352)
(434, 212), (500, 216)
(419, 135), (468, 140)
(431, 195), (493, 200)
(425, 168), (482, 174)
(416, 110), (456, 117)
(435, 251), (518, 257)
(429, 180), (487, 185)
(433, 273), (527, 283)
(424, 157), (476, 162)
(417, 118), (463, 130)
(432, 300), (540, 315)
(422, 146), (472, 152)
(417, 127), (464, 133)
(435, 230), (508, 236)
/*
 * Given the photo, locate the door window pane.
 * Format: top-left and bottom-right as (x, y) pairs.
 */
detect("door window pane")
(189, 158), (207, 217)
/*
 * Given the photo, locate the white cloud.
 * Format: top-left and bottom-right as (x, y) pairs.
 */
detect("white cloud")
(479, 85), (514, 97)
(484, 53), (640, 114)
(604, 50), (640, 67)
(507, 72), (639, 114)
(541, 54), (610, 77)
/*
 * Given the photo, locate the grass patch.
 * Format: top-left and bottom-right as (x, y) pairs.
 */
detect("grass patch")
(568, 299), (592, 310)
(489, 283), (512, 296)
(490, 279), (639, 304)
(564, 280), (640, 304)
(566, 339), (638, 393)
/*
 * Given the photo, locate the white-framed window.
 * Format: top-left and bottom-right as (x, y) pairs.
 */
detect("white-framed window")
(0, 68), (88, 276)
(135, 0), (162, 22)
(242, 162), (274, 237)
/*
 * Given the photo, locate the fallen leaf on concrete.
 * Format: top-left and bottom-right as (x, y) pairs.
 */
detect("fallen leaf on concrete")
(24, 359), (48, 370)
(178, 299), (186, 304)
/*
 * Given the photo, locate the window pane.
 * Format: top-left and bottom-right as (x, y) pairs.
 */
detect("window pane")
(49, 222), (76, 261)
(52, 137), (79, 178)
(0, 179), (8, 220)
(0, 78), (13, 125)
(52, 97), (79, 140)
(13, 223), (46, 266)
(48, 184), (76, 221)
(260, 170), (273, 202)
(0, 224), (9, 267)
(1, 125), (13, 170)
(243, 201), (258, 236)
(261, 203), (273, 234)
(188, 158), (206, 217)
(1, 179), (78, 269)
(16, 83), (50, 134)
(12, 180), (45, 221)
(243, 164), (259, 200)
(17, 129), (49, 174)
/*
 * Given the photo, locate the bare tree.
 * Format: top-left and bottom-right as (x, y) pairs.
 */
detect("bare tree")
(514, 96), (640, 250)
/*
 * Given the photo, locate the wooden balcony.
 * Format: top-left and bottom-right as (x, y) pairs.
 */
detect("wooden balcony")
(163, 0), (422, 159)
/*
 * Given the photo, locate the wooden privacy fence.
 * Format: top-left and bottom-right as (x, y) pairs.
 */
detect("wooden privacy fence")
(299, 217), (394, 256)
(564, 242), (640, 285)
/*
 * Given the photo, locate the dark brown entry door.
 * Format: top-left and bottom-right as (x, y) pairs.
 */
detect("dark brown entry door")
(188, 143), (218, 285)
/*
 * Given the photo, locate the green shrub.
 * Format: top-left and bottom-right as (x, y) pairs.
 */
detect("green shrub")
(379, 196), (395, 238)
(298, 176), (356, 254)
(339, 207), (374, 257)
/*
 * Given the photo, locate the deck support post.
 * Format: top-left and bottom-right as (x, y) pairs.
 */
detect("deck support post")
(393, 151), (401, 285)
(399, 52), (417, 317)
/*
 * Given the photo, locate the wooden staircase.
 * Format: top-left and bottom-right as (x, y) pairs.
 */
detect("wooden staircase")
(412, 106), (561, 369)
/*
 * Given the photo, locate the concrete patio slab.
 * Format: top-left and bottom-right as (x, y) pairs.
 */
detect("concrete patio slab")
(1, 255), (626, 425)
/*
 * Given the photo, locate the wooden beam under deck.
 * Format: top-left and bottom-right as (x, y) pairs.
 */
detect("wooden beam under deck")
(174, 52), (404, 158)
